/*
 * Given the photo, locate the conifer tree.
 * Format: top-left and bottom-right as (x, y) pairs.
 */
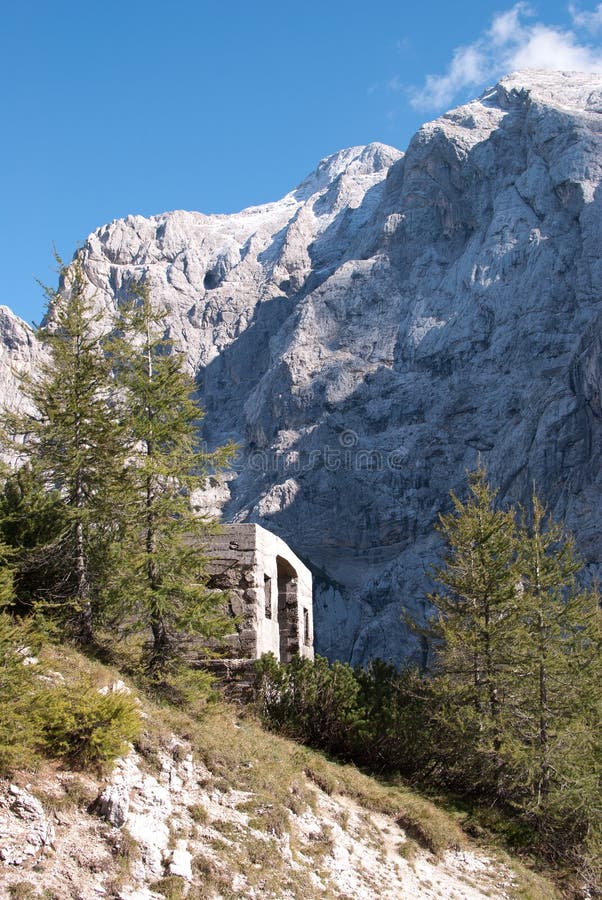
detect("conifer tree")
(2, 256), (127, 642)
(0, 464), (68, 610)
(0, 537), (14, 609)
(514, 494), (602, 810)
(110, 280), (234, 669)
(427, 465), (520, 755)
(0, 537), (39, 771)
(425, 467), (601, 876)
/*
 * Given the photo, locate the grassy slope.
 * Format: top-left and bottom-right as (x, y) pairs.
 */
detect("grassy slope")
(2, 644), (561, 900)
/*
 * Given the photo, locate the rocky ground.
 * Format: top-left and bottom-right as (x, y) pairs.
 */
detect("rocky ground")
(0, 734), (531, 900)
(0, 649), (557, 900)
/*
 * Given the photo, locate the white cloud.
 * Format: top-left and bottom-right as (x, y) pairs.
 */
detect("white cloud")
(511, 22), (602, 68)
(489, 3), (532, 45)
(409, 3), (602, 110)
(570, 3), (602, 32)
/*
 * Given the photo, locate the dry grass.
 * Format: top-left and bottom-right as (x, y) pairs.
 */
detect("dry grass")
(36, 646), (460, 860)
(38, 642), (128, 691)
(155, 700), (562, 898)
(7, 885), (37, 900)
(149, 701), (464, 856)
(191, 854), (237, 899)
(29, 643), (561, 900)
(150, 876), (187, 899)
(188, 802), (209, 825)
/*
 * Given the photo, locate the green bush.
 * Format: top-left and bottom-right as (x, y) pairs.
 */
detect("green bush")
(255, 653), (433, 771)
(255, 653), (366, 757)
(0, 611), (42, 771)
(0, 602), (141, 774)
(143, 662), (216, 715)
(254, 650), (602, 893)
(353, 660), (433, 773)
(39, 679), (141, 768)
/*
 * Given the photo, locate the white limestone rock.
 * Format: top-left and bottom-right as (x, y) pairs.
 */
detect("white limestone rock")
(0, 785), (55, 864)
(0, 731), (520, 898)
(93, 742), (205, 883)
(167, 839), (193, 880)
(98, 679), (132, 696)
(117, 890), (163, 900)
(0, 306), (45, 429)
(95, 783), (130, 828)
(2, 71), (602, 664)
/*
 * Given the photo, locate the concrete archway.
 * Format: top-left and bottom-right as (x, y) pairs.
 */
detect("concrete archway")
(277, 555), (298, 663)
(204, 523), (313, 667)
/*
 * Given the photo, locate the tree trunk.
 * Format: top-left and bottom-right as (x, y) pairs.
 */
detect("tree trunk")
(74, 500), (93, 644)
(483, 600), (501, 750)
(72, 357), (93, 646)
(533, 541), (550, 806)
(145, 409), (168, 662)
(143, 321), (169, 665)
(538, 611), (550, 805)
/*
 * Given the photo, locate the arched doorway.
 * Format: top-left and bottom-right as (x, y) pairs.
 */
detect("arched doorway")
(277, 556), (298, 663)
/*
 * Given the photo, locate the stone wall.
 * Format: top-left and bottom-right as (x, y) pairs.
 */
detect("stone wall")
(205, 523), (313, 663)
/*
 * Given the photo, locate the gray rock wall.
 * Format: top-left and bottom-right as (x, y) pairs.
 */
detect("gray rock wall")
(1, 70), (601, 665)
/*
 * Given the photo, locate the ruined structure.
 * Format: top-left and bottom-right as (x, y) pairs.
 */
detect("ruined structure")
(206, 523), (313, 666)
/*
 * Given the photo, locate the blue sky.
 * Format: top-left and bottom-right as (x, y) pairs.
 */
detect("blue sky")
(3, 0), (602, 322)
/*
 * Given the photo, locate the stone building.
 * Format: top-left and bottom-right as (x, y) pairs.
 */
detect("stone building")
(205, 523), (313, 665)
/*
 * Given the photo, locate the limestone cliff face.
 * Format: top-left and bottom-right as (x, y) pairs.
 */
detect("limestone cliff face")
(2, 70), (602, 664)
(0, 306), (44, 416)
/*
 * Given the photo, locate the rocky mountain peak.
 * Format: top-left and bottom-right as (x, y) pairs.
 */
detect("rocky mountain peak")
(493, 68), (602, 112)
(293, 142), (402, 198)
(2, 70), (602, 665)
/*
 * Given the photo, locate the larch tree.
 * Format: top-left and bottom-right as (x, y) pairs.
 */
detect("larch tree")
(0, 463), (68, 611)
(0, 538), (14, 610)
(0, 536), (38, 771)
(2, 256), (127, 642)
(514, 493), (602, 814)
(110, 280), (234, 669)
(424, 466), (601, 874)
(427, 465), (521, 756)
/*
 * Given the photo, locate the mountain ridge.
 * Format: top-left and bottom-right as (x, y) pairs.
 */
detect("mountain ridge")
(2, 69), (602, 664)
